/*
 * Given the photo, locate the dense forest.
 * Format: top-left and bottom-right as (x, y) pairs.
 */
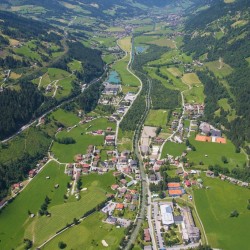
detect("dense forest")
(151, 79), (180, 110)
(0, 82), (44, 140)
(52, 41), (104, 83)
(183, 0), (250, 149)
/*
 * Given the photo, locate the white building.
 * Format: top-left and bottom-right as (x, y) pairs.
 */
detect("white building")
(160, 204), (174, 225)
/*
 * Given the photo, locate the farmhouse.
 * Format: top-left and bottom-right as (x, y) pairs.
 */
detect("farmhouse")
(116, 203), (124, 210)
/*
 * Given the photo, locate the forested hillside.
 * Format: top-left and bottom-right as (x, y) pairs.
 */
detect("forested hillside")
(183, 0), (250, 149)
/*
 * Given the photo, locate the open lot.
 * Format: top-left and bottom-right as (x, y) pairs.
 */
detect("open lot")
(194, 175), (250, 250)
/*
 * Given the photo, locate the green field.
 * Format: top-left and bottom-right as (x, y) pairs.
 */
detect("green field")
(148, 37), (176, 48)
(194, 175), (250, 250)
(181, 73), (201, 85)
(14, 45), (42, 61)
(112, 37), (140, 92)
(0, 161), (70, 249)
(52, 118), (116, 162)
(145, 109), (168, 127)
(184, 85), (205, 104)
(0, 162), (116, 249)
(187, 134), (246, 169)
(167, 67), (183, 77)
(67, 60), (82, 71)
(50, 109), (81, 127)
(43, 212), (124, 250)
(161, 141), (187, 158)
(205, 60), (233, 78)
(117, 129), (133, 152)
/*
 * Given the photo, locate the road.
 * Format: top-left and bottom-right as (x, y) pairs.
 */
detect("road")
(125, 70), (152, 250)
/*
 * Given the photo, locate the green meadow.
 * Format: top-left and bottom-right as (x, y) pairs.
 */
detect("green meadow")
(194, 175), (250, 250)
(161, 141), (187, 158)
(145, 109), (168, 127)
(0, 162), (116, 249)
(50, 109), (81, 127)
(187, 134), (246, 169)
(52, 118), (116, 163)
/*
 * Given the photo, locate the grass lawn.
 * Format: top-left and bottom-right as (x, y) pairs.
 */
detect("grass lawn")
(106, 27), (125, 32)
(50, 109), (80, 127)
(145, 109), (168, 127)
(161, 141), (186, 158)
(194, 174), (250, 250)
(43, 212), (125, 250)
(181, 73), (201, 85)
(187, 134), (246, 169)
(52, 118), (116, 162)
(102, 54), (116, 64)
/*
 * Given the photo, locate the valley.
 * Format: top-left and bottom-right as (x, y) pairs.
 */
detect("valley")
(0, 0), (249, 250)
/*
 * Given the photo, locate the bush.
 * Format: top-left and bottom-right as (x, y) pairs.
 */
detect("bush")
(58, 241), (67, 249)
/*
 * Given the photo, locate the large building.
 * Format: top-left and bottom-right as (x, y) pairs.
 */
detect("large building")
(181, 207), (200, 243)
(160, 204), (174, 225)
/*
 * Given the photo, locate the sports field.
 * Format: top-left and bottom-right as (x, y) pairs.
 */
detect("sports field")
(194, 175), (250, 250)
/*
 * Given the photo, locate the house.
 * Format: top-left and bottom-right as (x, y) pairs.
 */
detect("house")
(105, 135), (115, 145)
(144, 228), (151, 242)
(206, 170), (214, 177)
(106, 216), (117, 224)
(185, 180), (191, 187)
(116, 203), (124, 210)
(174, 215), (183, 224)
(195, 135), (211, 142)
(120, 179), (127, 185)
(129, 204), (136, 211)
(111, 184), (119, 190)
(29, 169), (36, 178)
(125, 194), (132, 202)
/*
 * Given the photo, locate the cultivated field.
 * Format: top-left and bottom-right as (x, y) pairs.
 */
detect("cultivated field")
(181, 73), (201, 85)
(194, 175), (250, 250)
